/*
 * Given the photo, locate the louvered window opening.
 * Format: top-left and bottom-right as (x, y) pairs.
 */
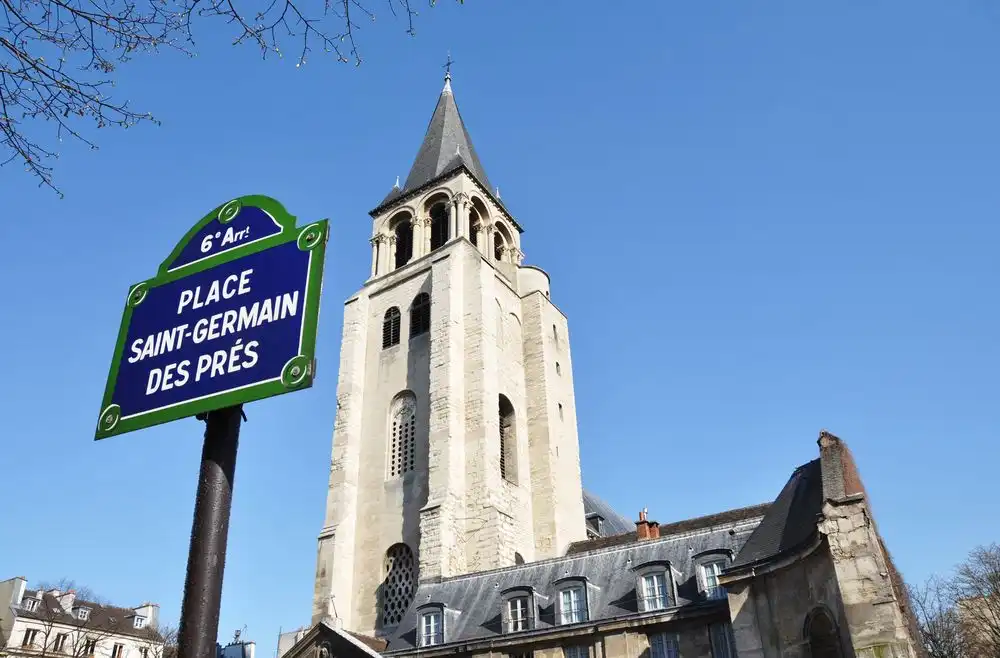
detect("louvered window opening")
(383, 308), (401, 348)
(389, 396), (416, 478)
(499, 395), (515, 483)
(380, 544), (416, 628)
(410, 293), (430, 337)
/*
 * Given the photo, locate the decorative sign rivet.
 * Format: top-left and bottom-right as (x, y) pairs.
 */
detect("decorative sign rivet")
(128, 283), (149, 308)
(297, 223), (324, 251)
(281, 355), (311, 388)
(98, 404), (122, 432)
(218, 199), (242, 224)
(95, 195), (330, 439)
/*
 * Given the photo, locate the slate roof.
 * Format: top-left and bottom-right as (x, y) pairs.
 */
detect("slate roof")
(399, 77), (492, 197)
(582, 489), (634, 536)
(381, 506), (765, 651)
(730, 459), (824, 568)
(17, 591), (164, 642)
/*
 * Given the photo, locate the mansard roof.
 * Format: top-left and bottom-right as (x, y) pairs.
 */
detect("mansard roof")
(582, 489), (635, 535)
(400, 75), (492, 198)
(17, 590), (164, 642)
(380, 505), (765, 652)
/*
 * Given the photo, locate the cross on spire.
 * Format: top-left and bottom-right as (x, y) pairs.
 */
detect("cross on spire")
(443, 51), (454, 80)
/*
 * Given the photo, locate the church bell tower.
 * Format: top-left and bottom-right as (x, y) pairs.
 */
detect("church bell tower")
(311, 71), (587, 637)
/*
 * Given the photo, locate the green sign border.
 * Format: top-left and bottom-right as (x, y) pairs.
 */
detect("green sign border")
(95, 195), (329, 440)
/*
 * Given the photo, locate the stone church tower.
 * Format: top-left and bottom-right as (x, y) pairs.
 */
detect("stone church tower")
(311, 72), (588, 636)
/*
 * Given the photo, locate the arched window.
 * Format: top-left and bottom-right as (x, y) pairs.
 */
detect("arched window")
(410, 293), (430, 338)
(493, 231), (504, 261)
(382, 308), (401, 348)
(468, 209), (479, 247)
(388, 392), (416, 478)
(379, 543), (416, 628)
(804, 608), (843, 658)
(499, 394), (516, 483)
(394, 219), (413, 269)
(430, 202), (450, 250)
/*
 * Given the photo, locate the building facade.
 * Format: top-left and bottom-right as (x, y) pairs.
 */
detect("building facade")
(294, 73), (924, 658)
(0, 578), (163, 658)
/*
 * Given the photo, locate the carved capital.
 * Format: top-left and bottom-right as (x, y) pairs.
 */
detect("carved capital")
(511, 248), (525, 264)
(417, 216), (433, 228)
(370, 233), (389, 246)
(454, 192), (470, 205)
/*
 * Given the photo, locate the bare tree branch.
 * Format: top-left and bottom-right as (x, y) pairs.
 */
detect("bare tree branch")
(950, 543), (1000, 658)
(909, 576), (971, 658)
(2, 0), (462, 194)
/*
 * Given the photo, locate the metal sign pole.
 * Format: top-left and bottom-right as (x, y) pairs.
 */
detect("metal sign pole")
(176, 405), (244, 658)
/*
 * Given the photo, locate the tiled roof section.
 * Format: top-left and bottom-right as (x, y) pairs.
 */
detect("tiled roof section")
(380, 184), (402, 207)
(400, 79), (491, 196)
(582, 490), (634, 536)
(567, 502), (771, 556)
(731, 460), (824, 568)
(381, 510), (762, 651)
(346, 631), (387, 652)
(18, 591), (163, 642)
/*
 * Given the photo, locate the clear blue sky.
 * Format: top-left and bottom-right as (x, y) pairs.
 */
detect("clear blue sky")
(2, 0), (998, 652)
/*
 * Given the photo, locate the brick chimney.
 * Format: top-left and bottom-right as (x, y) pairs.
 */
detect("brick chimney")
(636, 509), (660, 540)
(635, 508), (650, 539)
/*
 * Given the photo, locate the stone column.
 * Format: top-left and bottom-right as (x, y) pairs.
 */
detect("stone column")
(420, 216), (433, 255)
(471, 221), (485, 256)
(454, 193), (470, 241)
(375, 234), (389, 275)
(387, 236), (397, 273)
(369, 237), (379, 278)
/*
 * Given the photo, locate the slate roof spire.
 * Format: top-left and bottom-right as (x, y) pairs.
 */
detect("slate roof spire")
(398, 68), (492, 196)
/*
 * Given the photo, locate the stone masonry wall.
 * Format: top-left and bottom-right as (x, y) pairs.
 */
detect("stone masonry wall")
(819, 500), (918, 658)
(727, 541), (851, 658)
(312, 292), (370, 628)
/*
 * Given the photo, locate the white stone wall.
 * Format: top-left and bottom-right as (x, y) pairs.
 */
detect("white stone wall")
(314, 170), (587, 636)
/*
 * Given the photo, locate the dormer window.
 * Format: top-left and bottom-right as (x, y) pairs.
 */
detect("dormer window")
(557, 584), (587, 625)
(585, 515), (605, 539)
(77, 607), (91, 621)
(501, 587), (535, 633)
(22, 598), (39, 612)
(639, 572), (670, 611)
(419, 608), (443, 647)
(693, 550), (732, 602)
(700, 560), (727, 600)
(633, 561), (675, 612)
(134, 616), (148, 629)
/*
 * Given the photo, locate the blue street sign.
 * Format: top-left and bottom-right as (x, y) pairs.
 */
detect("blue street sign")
(96, 196), (328, 439)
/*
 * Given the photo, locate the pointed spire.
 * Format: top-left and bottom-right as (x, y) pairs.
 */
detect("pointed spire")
(396, 64), (491, 196)
(394, 175), (400, 189)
